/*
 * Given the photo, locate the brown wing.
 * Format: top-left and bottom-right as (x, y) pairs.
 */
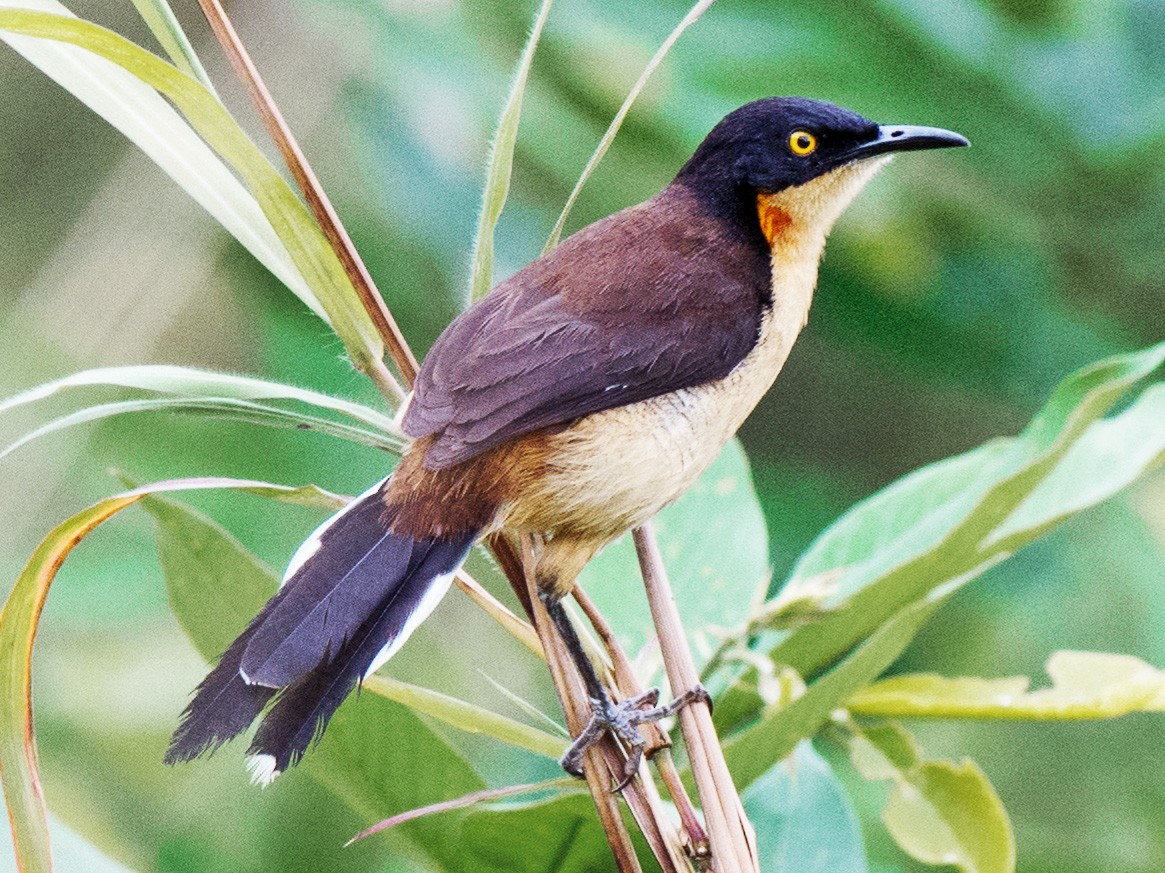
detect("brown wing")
(402, 187), (771, 470)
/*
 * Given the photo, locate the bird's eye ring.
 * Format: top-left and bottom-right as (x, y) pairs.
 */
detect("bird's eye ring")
(788, 130), (817, 156)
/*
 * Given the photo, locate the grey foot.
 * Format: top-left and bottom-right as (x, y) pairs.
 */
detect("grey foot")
(561, 684), (711, 790)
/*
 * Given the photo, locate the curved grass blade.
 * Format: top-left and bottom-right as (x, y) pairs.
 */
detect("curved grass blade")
(0, 495), (139, 873)
(0, 0), (318, 320)
(0, 476), (359, 872)
(544, 0), (717, 252)
(0, 8), (385, 375)
(0, 365), (401, 435)
(129, 0), (214, 92)
(0, 398), (404, 462)
(465, 0), (554, 306)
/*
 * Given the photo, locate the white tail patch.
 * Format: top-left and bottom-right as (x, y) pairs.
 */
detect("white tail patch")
(282, 476), (391, 585)
(364, 569), (458, 677)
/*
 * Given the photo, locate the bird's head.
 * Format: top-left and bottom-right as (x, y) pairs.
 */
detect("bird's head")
(675, 97), (968, 245)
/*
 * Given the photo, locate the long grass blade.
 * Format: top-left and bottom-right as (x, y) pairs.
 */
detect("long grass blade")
(0, 397), (405, 461)
(544, 0), (716, 252)
(362, 674), (568, 761)
(0, 0), (320, 320)
(465, 0), (555, 306)
(194, 0), (414, 397)
(0, 365), (401, 435)
(129, 0), (215, 93)
(0, 8), (387, 387)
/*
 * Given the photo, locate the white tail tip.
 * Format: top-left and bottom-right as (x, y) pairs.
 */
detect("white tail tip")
(245, 754), (280, 787)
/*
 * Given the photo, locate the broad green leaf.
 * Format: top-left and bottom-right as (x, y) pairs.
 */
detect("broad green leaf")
(0, 398), (403, 462)
(579, 439), (768, 669)
(773, 343), (1165, 680)
(466, 0), (554, 305)
(0, 8), (386, 375)
(128, 0), (214, 92)
(720, 556), (1003, 790)
(844, 721), (1015, 873)
(0, 365), (401, 435)
(741, 741), (868, 873)
(543, 0), (716, 251)
(990, 383), (1165, 548)
(139, 494), (279, 661)
(458, 792), (621, 873)
(882, 760), (1014, 873)
(848, 650), (1165, 720)
(0, 477), (349, 872)
(307, 694), (487, 870)
(0, 0), (317, 318)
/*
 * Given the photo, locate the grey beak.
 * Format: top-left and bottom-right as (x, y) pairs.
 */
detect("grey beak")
(849, 124), (970, 159)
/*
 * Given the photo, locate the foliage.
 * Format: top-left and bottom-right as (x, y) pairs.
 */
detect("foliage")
(0, 0), (1163, 871)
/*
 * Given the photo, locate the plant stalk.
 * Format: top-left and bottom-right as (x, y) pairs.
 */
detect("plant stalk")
(194, 0), (416, 401)
(635, 524), (758, 873)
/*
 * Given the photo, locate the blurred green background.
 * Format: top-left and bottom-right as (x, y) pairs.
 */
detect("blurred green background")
(1, 0), (1163, 870)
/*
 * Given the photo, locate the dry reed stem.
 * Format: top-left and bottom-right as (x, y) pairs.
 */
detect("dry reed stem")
(634, 524), (758, 873)
(521, 535), (643, 873)
(573, 587), (711, 859)
(194, 0), (417, 401)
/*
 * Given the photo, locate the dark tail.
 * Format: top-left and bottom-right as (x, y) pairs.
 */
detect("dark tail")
(165, 478), (476, 783)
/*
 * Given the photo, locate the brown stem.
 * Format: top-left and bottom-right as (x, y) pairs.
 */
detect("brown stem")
(520, 535), (643, 873)
(194, 0), (418, 397)
(634, 524), (758, 873)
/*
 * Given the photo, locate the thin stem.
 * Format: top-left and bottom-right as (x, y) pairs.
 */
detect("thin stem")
(635, 524), (758, 873)
(521, 535), (643, 873)
(194, 0), (417, 400)
(543, 0), (717, 252)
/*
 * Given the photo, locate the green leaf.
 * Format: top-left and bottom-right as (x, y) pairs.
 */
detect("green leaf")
(128, 0), (214, 92)
(848, 650), (1165, 720)
(0, 492), (143, 873)
(458, 792), (620, 873)
(788, 343), (1164, 665)
(145, 493), (564, 761)
(543, 0), (716, 251)
(466, 0), (554, 305)
(844, 721), (1016, 873)
(0, 476), (343, 872)
(139, 494), (279, 662)
(0, 8), (386, 375)
(741, 741), (868, 873)
(882, 759), (1014, 873)
(579, 439), (769, 669)
(0, 0), (317, 319)
(363, 675), (567, 761)
(720, 578), (971, 790)
(0, 365), (401, 435)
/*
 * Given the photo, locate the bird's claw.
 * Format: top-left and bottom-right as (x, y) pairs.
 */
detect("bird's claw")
(559, 684), (712, 791)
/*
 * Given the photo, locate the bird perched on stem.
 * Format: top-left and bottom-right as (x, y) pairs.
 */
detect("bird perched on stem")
(166, 97), (968, 785)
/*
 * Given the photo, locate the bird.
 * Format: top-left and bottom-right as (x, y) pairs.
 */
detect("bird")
(165, 96), (968, 786)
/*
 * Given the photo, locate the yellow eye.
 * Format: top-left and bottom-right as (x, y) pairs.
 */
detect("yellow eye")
(788, 130), (817, 156)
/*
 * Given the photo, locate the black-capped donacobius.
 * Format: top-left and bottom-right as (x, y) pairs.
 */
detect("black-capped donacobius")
(166, 97), (968, 785)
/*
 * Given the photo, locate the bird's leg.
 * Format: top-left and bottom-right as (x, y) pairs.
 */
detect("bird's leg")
(539, 589), (707, 789)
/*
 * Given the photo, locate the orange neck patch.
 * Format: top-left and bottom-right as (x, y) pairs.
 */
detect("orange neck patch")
(756, 195), (793, 248)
